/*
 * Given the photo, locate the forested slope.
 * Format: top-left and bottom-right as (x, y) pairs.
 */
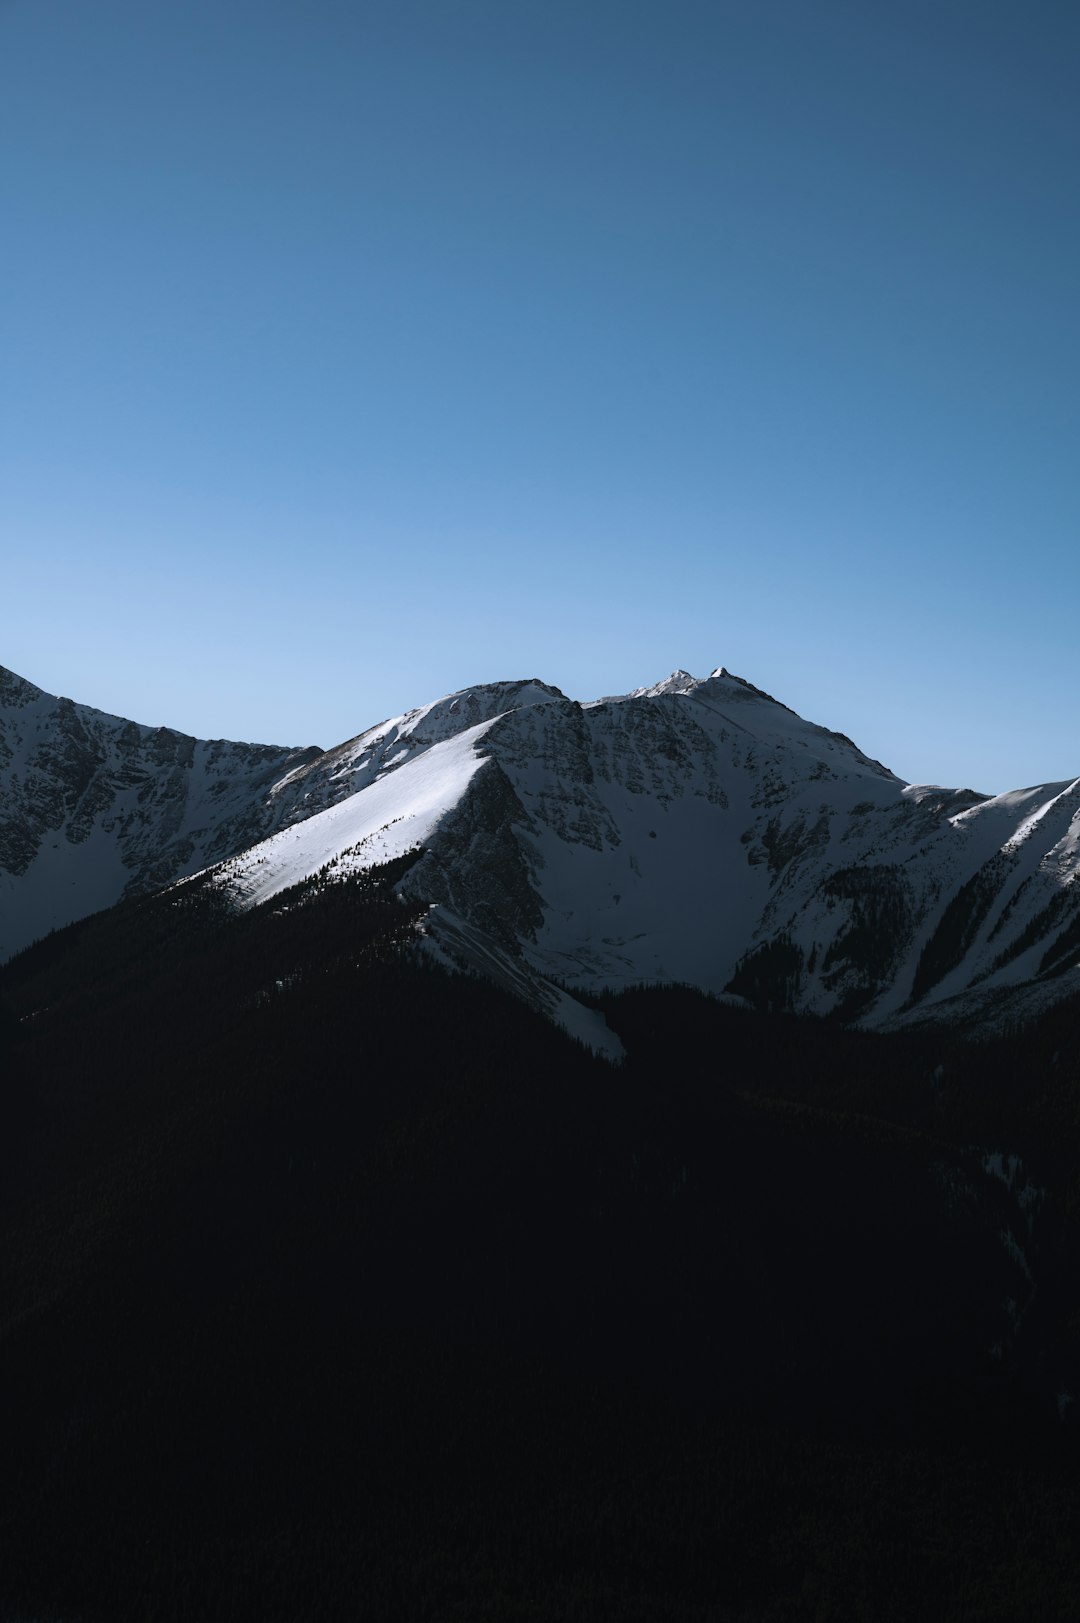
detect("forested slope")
(3, 867), (1080, 1619)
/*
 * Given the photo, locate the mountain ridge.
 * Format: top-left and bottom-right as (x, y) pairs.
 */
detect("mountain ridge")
(3, 661), (1078, 1041)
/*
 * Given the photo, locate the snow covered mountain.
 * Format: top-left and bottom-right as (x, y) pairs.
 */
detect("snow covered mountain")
(3, 661), (1079, 1038)
(0, 664), (568, 965)
(0, 663), (326, 961)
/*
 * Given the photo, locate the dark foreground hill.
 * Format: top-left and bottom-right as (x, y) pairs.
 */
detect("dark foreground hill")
(3, 867), (1080, 1620)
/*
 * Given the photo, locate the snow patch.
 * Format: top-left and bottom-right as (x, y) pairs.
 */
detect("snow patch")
(210, 718), (503, 909)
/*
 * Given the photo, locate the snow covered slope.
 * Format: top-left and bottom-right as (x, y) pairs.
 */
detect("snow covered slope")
(213, 719), (502, 911)
(4, 660), (1079, 1037)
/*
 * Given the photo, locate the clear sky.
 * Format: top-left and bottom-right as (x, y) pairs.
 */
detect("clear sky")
(2, 0), (1077, 792)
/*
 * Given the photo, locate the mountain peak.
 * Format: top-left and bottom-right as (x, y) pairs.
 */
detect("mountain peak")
(625, 669), (701, 699)
(0, 663), (48, 709)
(619, 666), (795, 711)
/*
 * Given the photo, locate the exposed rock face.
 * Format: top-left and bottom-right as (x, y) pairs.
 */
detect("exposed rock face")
(4, 662), (1079, 1036)
(0, 665), (326, 958)
(401, 759), (545, 954)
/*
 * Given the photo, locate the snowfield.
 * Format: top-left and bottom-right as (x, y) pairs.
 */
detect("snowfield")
(210, 718), (501, 908)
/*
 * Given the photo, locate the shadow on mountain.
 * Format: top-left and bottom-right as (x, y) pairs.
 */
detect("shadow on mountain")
(2, 867), (1080, 1619)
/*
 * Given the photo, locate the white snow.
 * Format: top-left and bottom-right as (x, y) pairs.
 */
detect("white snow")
(211, 717), (503, 909)
(1001, 779), (1080, 854)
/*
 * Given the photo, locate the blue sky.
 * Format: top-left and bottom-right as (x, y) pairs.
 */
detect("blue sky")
(2, 0), (1077, 791)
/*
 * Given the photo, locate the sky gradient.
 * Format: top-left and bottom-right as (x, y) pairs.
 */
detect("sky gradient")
(2, 0), (1077, 791)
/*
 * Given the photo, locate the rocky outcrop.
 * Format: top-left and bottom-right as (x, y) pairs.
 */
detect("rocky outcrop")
(0, 665), (324, 958)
